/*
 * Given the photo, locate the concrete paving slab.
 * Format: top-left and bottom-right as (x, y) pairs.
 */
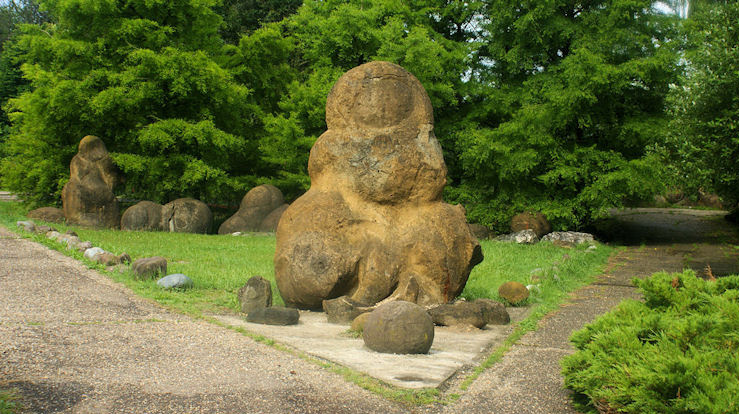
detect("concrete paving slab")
(440, 346), (577, 414)
(214, 307), (530, 390)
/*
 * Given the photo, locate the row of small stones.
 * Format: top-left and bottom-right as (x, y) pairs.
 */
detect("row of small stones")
(15, 220), (192, 289)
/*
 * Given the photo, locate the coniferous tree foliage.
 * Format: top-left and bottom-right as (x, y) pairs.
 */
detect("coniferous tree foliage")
(666, 1), (739, 210)
(449, 0), (682, 230)
(1, 0), (260, 206)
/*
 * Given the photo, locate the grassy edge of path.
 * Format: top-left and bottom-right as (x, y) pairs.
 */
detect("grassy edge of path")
(0, 202), (617, 407)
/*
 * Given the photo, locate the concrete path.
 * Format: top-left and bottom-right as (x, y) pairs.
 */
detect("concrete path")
(2, 208), (737, 413)
(0, 227), (406, 414)
(422, 209), (739, 413)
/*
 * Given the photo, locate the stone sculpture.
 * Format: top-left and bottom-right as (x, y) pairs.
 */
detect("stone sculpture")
(275, 61), (482, 309)
(62, 136), (119, 228)
(218, 185), (288, 234)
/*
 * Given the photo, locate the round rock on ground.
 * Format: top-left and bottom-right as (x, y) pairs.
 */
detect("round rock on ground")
(498, 281), (530, 305)
(510, 211), (551, 238)
(131, 257), (168, 279)
(157, 273), (194, 289)
(362, 301), (434, 354)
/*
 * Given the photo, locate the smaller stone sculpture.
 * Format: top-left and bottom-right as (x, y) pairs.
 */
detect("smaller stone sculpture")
(218, 185), (288, 234)
(62, 135), (119, 228)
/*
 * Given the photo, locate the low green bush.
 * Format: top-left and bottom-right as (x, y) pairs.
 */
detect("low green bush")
(562, 270), (739, 414)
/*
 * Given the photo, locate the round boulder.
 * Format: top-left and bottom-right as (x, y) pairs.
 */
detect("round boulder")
(27, 207), (65, 223)
(362, 301), (434, 354)
(498, 281), (530, 305)
(161, 198), (212, 234)
(510, 212), (551, 238)
(121, 201), (164, 231)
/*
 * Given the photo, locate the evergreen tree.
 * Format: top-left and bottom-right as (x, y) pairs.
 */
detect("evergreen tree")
(666, 1), (739, 209)
(1, 0), (260, 205)
(450, 0), (682, 230)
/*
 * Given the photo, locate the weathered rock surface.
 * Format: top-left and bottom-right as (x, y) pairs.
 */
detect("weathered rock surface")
(237, 276), (273, 314)
(498, 281), (530, 304)
(27, 207), (65, 223)
(131, 257), (168, 279)
(428, 301), (487, 328)
(363, 301), (434, 354)
(322, 296), (371, 324)
(219, 185), (288, 234)
(121, 201), (164, 231)
(468, 223), (491, 240)
(350, 312), (372, 333)
(475, 298), (510, 325)
(541, 231), (595, 245)
(84, 247), (105, 261)
(510, 211), (551, 238)
(62, 136), (119, 228)
(34, 225), (56, 235)
(161, 198), (212, 234)
(16, 220), (35, 232)
(496, 229), (539, 244)
(275, 61), (482, 310)
(246, 307), (299, 326)
(157, 273), (193, 289)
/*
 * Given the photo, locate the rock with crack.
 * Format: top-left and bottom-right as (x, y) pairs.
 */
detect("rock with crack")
(541, 231), (595, 245)
(61, 136), (119, 228)
(496, 229), (539, 244)
(219, 185), (288, 234)
(275, 61), (482, 309)
(160, 198), (212, 234)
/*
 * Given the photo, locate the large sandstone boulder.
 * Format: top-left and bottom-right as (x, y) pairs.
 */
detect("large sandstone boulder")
(62, 136), (119, 228)
(27, 207), (65, 223)
(161, 198), (212, 234)
(362, 301), (434, 354)
(121, 201), (164, 231)
(275, 61), (482, 309)
(218, 185), (288, 234)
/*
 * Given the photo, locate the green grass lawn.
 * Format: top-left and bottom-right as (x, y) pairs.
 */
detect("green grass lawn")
(0, 201), (613, 319)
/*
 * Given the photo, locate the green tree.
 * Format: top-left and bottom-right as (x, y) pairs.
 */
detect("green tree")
(216, 0), (302, 44)
(232, 0), (479, 198)
(449, 0), (682, 230)
(1, 0), (261, 206)
(665, 1), (739, 209)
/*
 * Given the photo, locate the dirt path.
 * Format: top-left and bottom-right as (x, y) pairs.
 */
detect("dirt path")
(2, 209), (737, 413)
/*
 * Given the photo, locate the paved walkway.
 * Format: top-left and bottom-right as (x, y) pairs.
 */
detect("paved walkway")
(0, 227), (405, 414)
(2, 209), (737, 413)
